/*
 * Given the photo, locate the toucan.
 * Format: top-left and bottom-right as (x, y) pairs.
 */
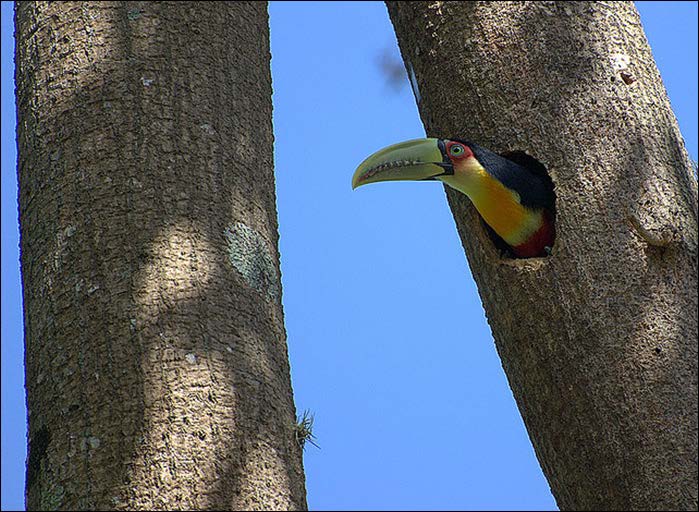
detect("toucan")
(352, 138), (555, 258)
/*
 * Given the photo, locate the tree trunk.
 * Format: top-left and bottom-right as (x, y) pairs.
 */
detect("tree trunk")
(16, 2), (306, 509)
(387, 2), (697, 510)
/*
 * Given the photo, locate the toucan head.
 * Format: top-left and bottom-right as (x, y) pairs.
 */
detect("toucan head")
(352, 138), (477, 190)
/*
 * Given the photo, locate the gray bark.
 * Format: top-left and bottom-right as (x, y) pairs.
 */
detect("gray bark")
(16, 2), (306, 509)
(387, 2), (698, 510)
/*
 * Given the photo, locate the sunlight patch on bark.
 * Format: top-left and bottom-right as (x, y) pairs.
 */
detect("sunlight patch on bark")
(135, 224), (215, 306)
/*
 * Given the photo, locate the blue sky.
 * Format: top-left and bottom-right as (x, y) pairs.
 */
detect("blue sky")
(1, 2), (696, 510)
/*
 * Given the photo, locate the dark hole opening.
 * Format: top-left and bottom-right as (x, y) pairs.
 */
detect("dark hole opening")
(27, 425), (51, 488)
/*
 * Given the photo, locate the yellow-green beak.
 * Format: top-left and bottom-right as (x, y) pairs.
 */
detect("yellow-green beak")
(352, 138), (451, 189)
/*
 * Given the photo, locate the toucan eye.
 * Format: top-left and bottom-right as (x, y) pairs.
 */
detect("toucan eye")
(449, 144), (465, 157)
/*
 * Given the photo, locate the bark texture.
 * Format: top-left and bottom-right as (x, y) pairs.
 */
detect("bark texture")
(16, 2), (306, 510)
(387, 2), (697, 510)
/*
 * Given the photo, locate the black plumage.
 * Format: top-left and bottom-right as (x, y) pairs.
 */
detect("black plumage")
(456, 139), (555, 211)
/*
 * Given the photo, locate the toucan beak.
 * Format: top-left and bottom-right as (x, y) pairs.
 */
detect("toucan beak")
(352, 138), (452, 190)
